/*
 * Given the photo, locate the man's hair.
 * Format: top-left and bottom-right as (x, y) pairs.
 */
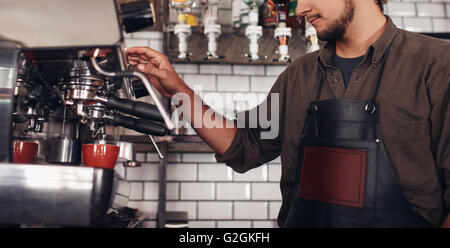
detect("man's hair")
(377, 0), (387, 12)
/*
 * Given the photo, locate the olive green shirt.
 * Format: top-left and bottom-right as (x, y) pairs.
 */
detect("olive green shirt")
(216, 17), (450, 227)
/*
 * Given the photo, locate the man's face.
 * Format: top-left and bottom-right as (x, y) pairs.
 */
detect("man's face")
(296, 0), (356, 41)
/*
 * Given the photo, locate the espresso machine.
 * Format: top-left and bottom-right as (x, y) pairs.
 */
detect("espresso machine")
(0, 0), (173, 227)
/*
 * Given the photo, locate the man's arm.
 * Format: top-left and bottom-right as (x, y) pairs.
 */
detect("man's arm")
(127, 46), (236, 156)
(127, 46), (284, 171)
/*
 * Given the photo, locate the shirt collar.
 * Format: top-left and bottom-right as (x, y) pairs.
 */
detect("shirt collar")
(318, 15), (397, 67)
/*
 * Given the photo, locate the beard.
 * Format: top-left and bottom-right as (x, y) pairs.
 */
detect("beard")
(316, 0), (355, 41)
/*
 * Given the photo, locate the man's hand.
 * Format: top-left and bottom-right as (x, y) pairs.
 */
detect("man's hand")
(127, 46), (190, 98)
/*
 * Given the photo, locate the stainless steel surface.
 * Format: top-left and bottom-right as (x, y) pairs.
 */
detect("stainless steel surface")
(0, 0), (122, 48)
(47, 137), (81, 165)
(118, 141), (142, 168)
(0, 163), (116, 226)
(111, 176), (131, 209)
(86, 103), (106, 120)
(118, 141), (135, 162)
(0, 41), (19, 163)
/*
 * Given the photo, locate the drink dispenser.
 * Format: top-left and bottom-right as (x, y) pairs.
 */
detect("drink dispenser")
(273, 0), (292, 62)
(203, 0), (224, 60)
(243, 0), (265, 61)
(170, 0), (195, 59)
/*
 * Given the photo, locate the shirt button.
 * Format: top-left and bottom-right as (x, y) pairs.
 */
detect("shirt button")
(334, 78), (339, 83)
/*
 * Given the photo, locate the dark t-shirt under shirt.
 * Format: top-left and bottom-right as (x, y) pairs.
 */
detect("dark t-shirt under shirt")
(333, 54), (364, 88)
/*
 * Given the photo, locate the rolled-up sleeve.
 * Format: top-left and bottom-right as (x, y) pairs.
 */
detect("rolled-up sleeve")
(215, 71), (287, 173)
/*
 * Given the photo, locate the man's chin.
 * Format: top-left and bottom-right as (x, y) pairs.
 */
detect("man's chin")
(316, 32), (331, 42)
(316, 27), (346, 42)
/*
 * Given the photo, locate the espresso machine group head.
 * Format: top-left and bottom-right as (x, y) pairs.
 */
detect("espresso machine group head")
(0, 0), (172, 227)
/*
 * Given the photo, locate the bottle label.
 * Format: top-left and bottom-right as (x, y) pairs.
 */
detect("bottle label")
(288, 0), (297, 16)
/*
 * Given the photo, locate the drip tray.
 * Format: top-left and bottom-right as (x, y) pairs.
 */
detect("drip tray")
(0, 163), (120, 227)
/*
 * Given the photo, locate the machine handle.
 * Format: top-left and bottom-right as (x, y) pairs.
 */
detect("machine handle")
(132, 80), (149, 98)
(112, 113), (168, 136)
(105, 96), (164, 122)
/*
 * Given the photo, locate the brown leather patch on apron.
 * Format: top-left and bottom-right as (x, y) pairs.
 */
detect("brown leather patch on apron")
(298, 146), (367, 208)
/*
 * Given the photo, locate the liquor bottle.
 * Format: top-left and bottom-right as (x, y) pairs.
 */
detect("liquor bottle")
(286, 0), (297, 28)
(274, 0), (288, 25)
(240, 0), (250, 27)
(232, 0), (241, 27)
(286, 0), (305, 32)
(262, 0), (277, 28)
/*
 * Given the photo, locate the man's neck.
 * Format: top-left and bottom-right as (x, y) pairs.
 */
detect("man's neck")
(335, 8), (387, 58)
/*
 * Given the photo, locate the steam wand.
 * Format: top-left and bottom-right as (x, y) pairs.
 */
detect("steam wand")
(90, 49), (175, 131)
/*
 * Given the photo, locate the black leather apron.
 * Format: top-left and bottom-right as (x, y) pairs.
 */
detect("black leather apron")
(284, 45), (432, 228)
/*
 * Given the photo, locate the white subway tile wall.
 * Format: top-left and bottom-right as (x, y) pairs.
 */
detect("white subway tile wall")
(130, 182), (143, 200)
(217, 221), (252, 228)
(188, 221), (216, 228)
(252, 183), (282, 201)
(120, 2), (449, 228)
(403, 17), (434, 32)
(198, 164), (234, 181)
(433, 19), (450, 32)
(233, 165), (268, 182)
(167, 201), (198, 219)
(216, 183), (251, 200)
(167, 163), (198, 181)
(234, 202), (269, 220)
(198, 202), (233, 220)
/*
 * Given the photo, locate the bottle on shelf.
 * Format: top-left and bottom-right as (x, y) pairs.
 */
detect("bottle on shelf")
(232, 0), (241, 27)
(261, 0), (277, 28)
(231, 0), (251, 27)
(286, 0), (305, 32)
(273, 0), (291, 62)
(274, 0), (288, 25)
(243, 0), (265, 61)
(203, 0), (224, 60)
(170, 0), (195, 59)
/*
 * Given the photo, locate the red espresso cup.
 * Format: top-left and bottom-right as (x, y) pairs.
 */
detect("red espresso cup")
(82, 144), (120, 169)
(13, 141), (39, 163)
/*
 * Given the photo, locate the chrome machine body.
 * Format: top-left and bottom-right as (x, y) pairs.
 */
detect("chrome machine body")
(0, 0), (172, 227)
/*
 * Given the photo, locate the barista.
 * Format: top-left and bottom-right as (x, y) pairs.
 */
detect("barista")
(127, 0), (450, 227)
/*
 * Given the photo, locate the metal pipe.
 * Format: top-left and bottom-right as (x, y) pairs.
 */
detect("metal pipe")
(90, 49), (175, 130)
